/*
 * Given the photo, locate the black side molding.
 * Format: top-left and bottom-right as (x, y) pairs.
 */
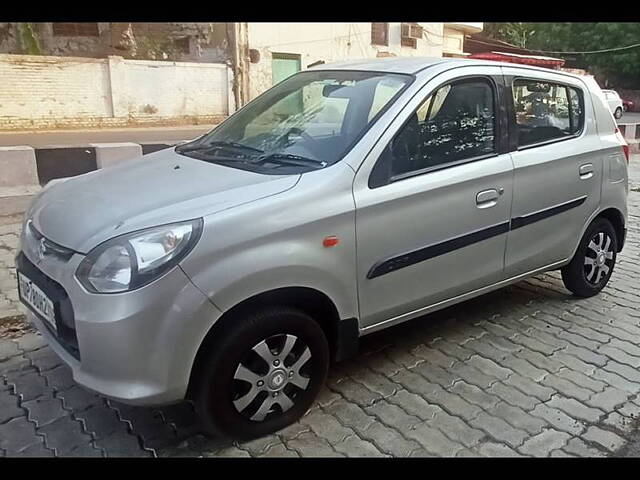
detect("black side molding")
(367, 222), (510, 279)
(368, 195), (588, 280)
(510, 196), (587, 230)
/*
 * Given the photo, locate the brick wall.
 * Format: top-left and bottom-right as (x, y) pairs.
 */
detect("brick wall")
(0, 54), (232, 130)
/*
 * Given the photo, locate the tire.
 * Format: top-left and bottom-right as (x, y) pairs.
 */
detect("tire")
(561, 218), (617, 298)
(614, 107), (623, 119)
(191, 305), (329, 440)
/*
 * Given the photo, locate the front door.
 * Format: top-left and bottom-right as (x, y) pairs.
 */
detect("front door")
(354, 67), (514, 330)
(502, 67), (602, 277)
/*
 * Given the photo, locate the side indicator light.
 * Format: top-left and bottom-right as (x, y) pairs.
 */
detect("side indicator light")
(323, 236), (340, 248)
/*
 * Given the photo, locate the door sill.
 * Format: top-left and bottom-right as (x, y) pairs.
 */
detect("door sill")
(359, 259), (568, 336)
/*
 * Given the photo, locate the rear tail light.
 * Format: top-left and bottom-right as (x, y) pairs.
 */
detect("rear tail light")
(615, 127), (630, 164)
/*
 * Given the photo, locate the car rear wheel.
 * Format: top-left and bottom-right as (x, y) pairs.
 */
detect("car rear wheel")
(192, 305), (329, 440)
(561, 218), (617, 298)
(614, 107), (623, 119)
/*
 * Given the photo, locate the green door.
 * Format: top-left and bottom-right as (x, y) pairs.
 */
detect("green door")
(272, 53), (302, 117)
(272, 53), (301, 85)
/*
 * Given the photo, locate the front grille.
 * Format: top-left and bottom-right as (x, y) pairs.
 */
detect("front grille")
(16, 253), (80, 360)
(24, 220), (75, 263)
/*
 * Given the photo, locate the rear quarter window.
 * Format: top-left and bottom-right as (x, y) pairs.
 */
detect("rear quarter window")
(513, 78), (584, 148)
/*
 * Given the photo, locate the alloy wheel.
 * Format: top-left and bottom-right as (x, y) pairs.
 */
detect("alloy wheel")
(232, 334), (312, 422)
(584, 231), (614, 286)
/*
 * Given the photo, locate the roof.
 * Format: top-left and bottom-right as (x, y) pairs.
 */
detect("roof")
(307, 56), (585, 83)
(308, 57), (462, 74)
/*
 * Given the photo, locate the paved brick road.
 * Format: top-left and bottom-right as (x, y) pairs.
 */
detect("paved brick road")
(1, 157), (639, 457)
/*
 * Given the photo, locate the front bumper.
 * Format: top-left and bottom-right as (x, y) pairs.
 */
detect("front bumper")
(18, 247), (222, 406)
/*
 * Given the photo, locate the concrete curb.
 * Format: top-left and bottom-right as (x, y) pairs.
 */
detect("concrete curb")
(1, 139), (190, 189)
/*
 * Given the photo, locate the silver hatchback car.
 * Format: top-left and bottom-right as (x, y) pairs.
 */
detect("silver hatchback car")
(17, 58), (629, 440)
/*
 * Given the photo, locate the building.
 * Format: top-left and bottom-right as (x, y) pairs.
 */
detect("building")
(0, 22), (483, 130)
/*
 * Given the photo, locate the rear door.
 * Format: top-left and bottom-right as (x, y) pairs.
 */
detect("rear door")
(353, 66), (514, 330)
(502, 67), (602, 277)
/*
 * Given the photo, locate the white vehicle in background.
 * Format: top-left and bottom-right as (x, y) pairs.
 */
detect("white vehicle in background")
(602, 89), (624, 119)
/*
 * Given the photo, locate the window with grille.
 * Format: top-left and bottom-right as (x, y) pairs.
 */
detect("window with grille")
(52, 23), (99, 37)
(371, 23), (389, 46)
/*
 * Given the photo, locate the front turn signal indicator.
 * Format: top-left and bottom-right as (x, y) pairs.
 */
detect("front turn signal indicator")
(322, 235), (340, 248)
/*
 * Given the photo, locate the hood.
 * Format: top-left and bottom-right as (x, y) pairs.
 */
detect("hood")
(28, 148), (300, 253)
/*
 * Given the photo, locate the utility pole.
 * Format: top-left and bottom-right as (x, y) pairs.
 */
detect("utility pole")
(227, 22), (250, 110)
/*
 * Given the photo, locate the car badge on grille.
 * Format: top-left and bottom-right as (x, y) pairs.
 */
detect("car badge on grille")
(37, 237), (47, 262)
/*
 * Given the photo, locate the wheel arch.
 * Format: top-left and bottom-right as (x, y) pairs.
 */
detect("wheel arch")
(596, 207), (626, 252)
(186, 286), (359, 399)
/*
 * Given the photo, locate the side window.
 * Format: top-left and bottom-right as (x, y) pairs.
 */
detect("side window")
(513, 79), (584, 147)
(376, 78), (496, 180)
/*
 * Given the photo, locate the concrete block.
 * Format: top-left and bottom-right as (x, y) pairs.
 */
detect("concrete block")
(0, 146), (39, 187)
(91, 143), (143, 169)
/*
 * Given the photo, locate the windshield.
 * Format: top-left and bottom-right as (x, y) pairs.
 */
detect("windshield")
(176, 70), (412, 174)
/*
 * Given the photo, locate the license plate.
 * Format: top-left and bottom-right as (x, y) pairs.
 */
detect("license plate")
(18, 271), (56, 331)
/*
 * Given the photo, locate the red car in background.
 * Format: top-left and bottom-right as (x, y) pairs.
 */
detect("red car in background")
(623, 98), (635, 113)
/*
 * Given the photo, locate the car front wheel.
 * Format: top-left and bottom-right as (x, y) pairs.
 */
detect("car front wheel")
(192, 305), (329, 440)
(561, 218), (617, 298)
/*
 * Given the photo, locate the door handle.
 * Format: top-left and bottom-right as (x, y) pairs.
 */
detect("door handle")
(579, 163), (594, 179)
(476, 189), (499, 208)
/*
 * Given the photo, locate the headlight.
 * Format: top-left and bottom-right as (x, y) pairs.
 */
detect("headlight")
(76, 219), (203, 293)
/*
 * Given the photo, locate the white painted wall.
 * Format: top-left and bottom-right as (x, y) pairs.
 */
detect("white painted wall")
(0, 54), (231, 130)
(246, 22), (447, 99)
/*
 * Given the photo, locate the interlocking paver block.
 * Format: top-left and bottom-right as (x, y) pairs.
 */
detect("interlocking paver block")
(333, 434), (386, 457)
(587, 386), (630, 411)
(502, 374), (555, 402)
(360, 422), (420, 457)
(529, 404), (585, 435)
(38, 416), (93, 456)
(17, 443), (55, 457)
(26, 348), (62, 372)
(487, 402), (546, 435)
(260, 443), (300, 457)
(14, 334), (47, 353)
(364, 400), (421, 431)
(592, 369), (640, 394)
(598, 345), (640, 368)
(466, 355), (512, 380)
(487, 382), (539, 411)
(23, 395), (68, 427)
(0, 417), (41, 455)
(324, 399), (375, 434)
(448, 362), (496, 389)
(556, 368), (607, 393)
(0, 389), (24, 423)
(327, 377), (381, 407)
(581, 426), (626, 453)
(285, 431), (344, 457)
(603, 360), (640, 383)
(420, 383), (483, 421)
(405, 422), (464, 457)
(547, 395), (604, 423)
(0, 339), (20, 361)
(602, 412), (635, 434)
(386, 389), (441, 421)
(476, 441), (524, 457)
(518, 429), (571, 457)
(5, 368), (47, 402)
(300, 408), (354, 445)
(56, 385), (103, 412)
(209, 446), (251, 457)
(563, 437), (607, 457)
(449, 381), (500, 410)
(469, 412), (528, 448)
(429, 409), (485, 448)
(42, 365), (75, 392)
(541, 376), (593, 402)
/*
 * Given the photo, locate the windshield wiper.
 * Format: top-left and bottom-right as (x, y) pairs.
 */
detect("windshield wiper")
(176, 141), (264, 155)
(255, 153), (327, 168)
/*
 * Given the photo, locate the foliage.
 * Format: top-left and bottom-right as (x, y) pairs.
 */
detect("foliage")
(483, 23), (640, 89)
(17, 23), (41, 55)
